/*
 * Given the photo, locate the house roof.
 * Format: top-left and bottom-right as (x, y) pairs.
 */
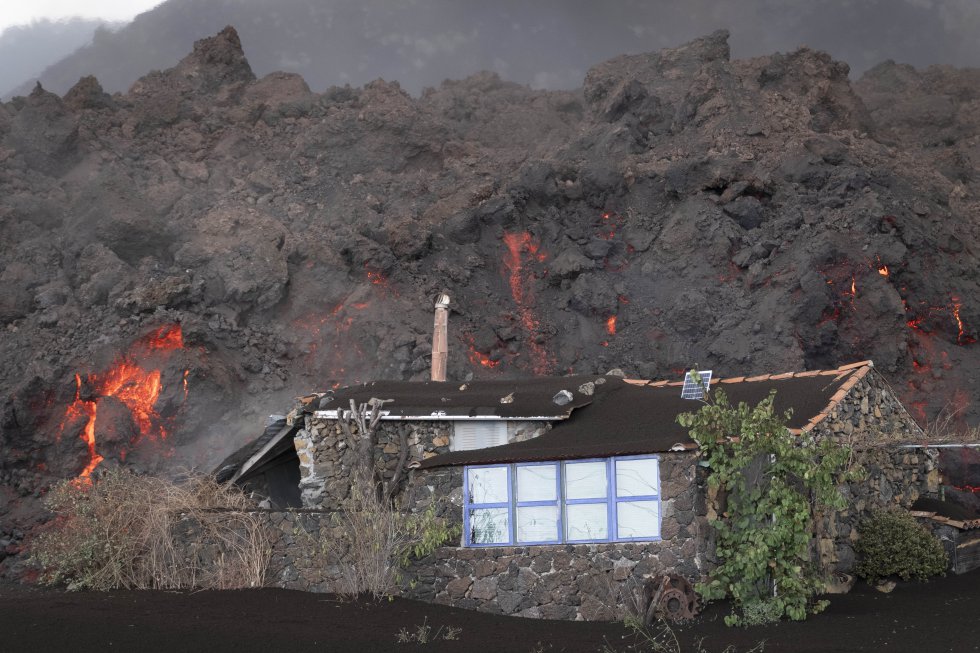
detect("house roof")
(214, 361), (878, 481)
(418, 361), (875, 468)
(312, 375), (607, 419)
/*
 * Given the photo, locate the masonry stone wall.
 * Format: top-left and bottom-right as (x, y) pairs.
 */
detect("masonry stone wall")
(816, 447), (940, 572)
(294, 418), (452, 508)
(810, 370), (924, 444)
(252, 452), (708, 620)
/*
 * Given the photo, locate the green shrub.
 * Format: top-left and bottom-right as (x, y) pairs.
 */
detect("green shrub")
(739, 598), (785, 626)
(853, 511), (948, 583)
(678, 387), (851, 626)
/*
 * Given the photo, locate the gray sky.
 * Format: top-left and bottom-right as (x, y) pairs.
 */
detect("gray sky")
(0, 0), (163, 34)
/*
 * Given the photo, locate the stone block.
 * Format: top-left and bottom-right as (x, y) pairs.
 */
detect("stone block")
(473, 559), (496, 578)
(497, 589), (525, 614)
(445, 576), (472, 599)
(470, 577), (498, 601)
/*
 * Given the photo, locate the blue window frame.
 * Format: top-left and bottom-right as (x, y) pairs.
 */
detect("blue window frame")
(462, 455), (661, 546)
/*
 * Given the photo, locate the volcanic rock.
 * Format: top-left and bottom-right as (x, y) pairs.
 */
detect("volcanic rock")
(1, 28), (980, 580)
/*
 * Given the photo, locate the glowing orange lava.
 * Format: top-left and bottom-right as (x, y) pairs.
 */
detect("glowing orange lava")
(502, 232), (552, 374)
(463, 336), (500, 370)
(951, 297), (976, 345)
(60, 374), (102, 480)
(145, 324), (184, 350)
(58, 325), (186, 480)
(904, 297), (975, 345)
(606, 315), (617, 336)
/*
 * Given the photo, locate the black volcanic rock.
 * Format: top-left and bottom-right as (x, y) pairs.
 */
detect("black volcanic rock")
(1, 29), (980, 578)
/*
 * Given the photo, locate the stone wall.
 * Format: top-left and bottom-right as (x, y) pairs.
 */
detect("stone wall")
(803, 370), (938, 573)
(816, 446), (940, 572)
(294, 417), (453, 508)
(810, 369), (924, 444)
(254, 452), (708, 621)
(404, 454), (706, 620)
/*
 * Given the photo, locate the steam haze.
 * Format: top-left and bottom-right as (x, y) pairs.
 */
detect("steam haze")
(5, 0), (980, 98)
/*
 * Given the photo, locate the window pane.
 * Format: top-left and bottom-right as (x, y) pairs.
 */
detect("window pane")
(617, 500), (660, 539)
(616, 458), (658, 497)
(469, 508), (510, 544)
(467, 466), (508, 504)
(566, 503), (608, 541)
(516, 464), (557, 502)
(565, 461), (607, 500)
(517, 505), (559, 543)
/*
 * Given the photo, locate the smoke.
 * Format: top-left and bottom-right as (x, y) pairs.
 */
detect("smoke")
(6, 0), (980, 98)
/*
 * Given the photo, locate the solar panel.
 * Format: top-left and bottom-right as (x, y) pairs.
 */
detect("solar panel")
(681, 370), (712, 400)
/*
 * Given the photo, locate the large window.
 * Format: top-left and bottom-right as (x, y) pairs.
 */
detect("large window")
(462, 456), (660, 547)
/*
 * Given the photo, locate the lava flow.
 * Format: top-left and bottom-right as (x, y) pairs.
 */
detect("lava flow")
(606, 315), (617, 336)
(463, 334), (500, 369)
(502, 231), (552, 375)
(57, 324), (188, 480)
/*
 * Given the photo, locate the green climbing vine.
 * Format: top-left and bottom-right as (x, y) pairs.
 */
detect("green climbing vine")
(677, 386), (852, 626)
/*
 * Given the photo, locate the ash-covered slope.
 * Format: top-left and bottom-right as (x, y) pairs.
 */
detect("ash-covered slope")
(1, 27), (978, 572)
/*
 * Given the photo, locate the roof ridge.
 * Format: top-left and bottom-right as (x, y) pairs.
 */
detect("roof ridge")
(624, 360), (874, 387)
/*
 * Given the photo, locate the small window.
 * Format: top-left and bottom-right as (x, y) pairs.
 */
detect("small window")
(566, 503), (609, 541)
(467, 466), (508, 504)
(614, 456), (660, 540)
(565, 460), (609, 542)
(451, 421), (508, 451)
(616, 458), (659, 497)
(515, 463), (560, 544)
(464, 465), (511, 546)
(470, 508), (510, 544)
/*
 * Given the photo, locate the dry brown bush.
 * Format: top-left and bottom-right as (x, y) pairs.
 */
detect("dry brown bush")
(322, 473), (459, 599)
(922, 403), (980, 443)
(30, 468), (270, 590)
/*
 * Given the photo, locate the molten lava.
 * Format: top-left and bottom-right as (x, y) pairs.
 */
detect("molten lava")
(606, 315), (617, 336)
(146, 324), (184, 349)
(60, 374), (102, 480)
(463, 335), (500, 369)
(57, 324), (187, 480)
(502, 231), (552, 374)
(951, 297), (976, 345)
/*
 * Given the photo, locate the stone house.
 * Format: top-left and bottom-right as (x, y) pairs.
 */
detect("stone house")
(215, 359), (980, 618)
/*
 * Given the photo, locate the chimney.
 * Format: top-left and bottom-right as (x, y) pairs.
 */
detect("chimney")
(431, 293), (450, 382)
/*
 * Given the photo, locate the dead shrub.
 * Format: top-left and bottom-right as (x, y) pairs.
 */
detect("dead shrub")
(325, 473), (458, 599)
(922, 402), (980, 443)
(30, 468), (270, 590)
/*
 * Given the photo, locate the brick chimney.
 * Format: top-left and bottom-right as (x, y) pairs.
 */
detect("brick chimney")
(431, 294), (450, 382)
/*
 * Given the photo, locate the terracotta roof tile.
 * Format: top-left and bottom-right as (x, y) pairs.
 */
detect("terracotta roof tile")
(837, 360), (873, 371)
